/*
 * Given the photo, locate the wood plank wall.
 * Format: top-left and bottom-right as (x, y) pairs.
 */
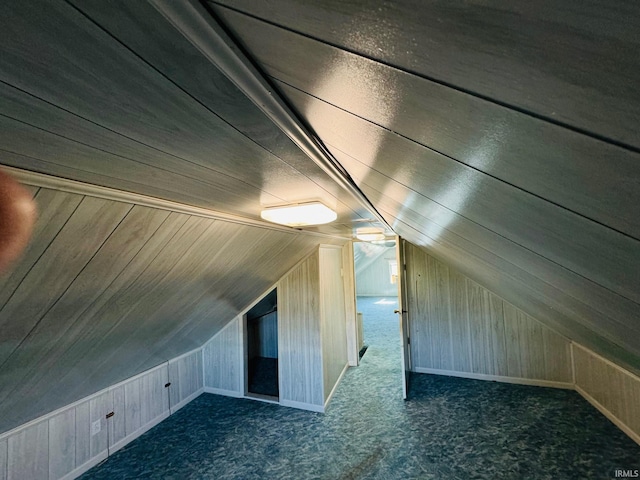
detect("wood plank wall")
(573, 344), (640, 445)
(277, 251), (324, 409)
(0, 348), (203, 480)
(319, 246), (349, 403)
(342, 242), (358, 367)
(406, 243), (573, 386)
(203, 317), (244, 397)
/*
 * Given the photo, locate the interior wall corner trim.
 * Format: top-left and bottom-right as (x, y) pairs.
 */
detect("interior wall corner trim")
(3, 165), (349, 240)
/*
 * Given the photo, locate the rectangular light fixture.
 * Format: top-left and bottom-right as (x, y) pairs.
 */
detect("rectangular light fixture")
(260, 201), (337, 227)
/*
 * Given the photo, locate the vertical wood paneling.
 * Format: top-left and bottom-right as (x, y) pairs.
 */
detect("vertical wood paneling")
(74, 401), (91, 468)
(169, 351), (203, 411)
(278, 251), (323, 407)
(407, 247), (431, 369)
(124, 379), (141, 437)
(109, 385), (126, 448)
(488, 293), (507, 377)
(203, 317), (243, 394)
(342, 242), (358, 366)
(89, 391), (111, 459)
(0, 437), (7, 480)
(574, 345), (640, 443)
(48, 408), (75, 479)
(319, 246), (348, 402)
(448, 269), (471, 372)
(7, 421), (48, 480)
(406, 243), (572, 383)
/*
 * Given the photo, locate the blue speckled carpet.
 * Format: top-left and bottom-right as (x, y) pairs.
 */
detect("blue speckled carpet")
(81, 297), (640, 479)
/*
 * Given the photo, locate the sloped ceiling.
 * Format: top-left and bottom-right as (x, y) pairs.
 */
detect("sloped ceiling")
(0, 186), (345, 432)
(205, 0), (640, 372)
(0, 0), (639, 431)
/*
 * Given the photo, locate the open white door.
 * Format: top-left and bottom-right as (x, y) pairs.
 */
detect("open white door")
(395, 236), (411, 399)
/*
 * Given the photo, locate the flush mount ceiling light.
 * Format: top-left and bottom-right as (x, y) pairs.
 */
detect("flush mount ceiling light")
(355, 227), (386, 242)
(260, 201), (337, 227)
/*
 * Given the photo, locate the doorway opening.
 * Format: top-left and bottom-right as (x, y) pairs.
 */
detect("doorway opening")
(353, 240), (398, 360)
(245, 288), (279, 400)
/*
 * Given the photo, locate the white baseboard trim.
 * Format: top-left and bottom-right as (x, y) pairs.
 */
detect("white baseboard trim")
(60, 450), (108, 480)
(324, 363), (349, 410)
(203, 386), (243, 398)
(108, 411), (170, 455)
(170, 388), (204, 415)
(279, 399), (324, 413)
(575, 384), (640, 446)
(414, 367), (574, 390)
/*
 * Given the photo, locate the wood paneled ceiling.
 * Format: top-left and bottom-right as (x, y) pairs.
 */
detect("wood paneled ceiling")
(0, 0), (639, 430)
(207, 0), (640, 372)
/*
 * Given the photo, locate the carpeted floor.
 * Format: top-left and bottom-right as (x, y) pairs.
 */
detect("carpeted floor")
(81, 296), (640, 479)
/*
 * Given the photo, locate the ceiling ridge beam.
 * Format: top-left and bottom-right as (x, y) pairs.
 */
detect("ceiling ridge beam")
(3, 165), (350, 240)
(149, 0), (391, 233)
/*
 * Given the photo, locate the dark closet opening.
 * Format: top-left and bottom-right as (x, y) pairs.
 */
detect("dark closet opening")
(246, 288), (278, 399)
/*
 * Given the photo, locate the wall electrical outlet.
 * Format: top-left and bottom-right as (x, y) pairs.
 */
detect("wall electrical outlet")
(91, 419), (101, 436)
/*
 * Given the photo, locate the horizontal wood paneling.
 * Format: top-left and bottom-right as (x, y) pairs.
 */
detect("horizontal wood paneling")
(65, 0), (368, 224)
(406, 243), (572, 383)
(275, 82), (640, 306)
(203, 317), (243, 395)
(213, 0), (640, 149)
(212, 6), (640, 239)
(574, 345), (640, 444)
(319, 246), (348, 402)
(278, 251), (324, 407)
(0, 0), (366, 231)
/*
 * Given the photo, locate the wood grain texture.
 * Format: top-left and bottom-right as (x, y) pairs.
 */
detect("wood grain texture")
(319, 246), (348, 402)
(168, 351), (203, 411)
(48, 408), (75, 479)
(275, 82), (640, 306)
(0, 0), (363, 230)
(211, 6), (640, 239)
(574, 345), (640, 441)
(89, 391), (111, 459)
(305, 118), (640, 372)
(341, 242), (358, 366)
(406, 243), (572, 383)
(64, 0), (367, 223)
(7, 421), (48, 480)
(203, 317), (243, 394)
(0, 196), (130, 365)
(74, 401), (91, 468)
(278, 251), (323, 406)
(213, 0), (640, 149)
(0, 188), (82, 309)
(109, 385), (126, 449)
(0, 438), (6, 480)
